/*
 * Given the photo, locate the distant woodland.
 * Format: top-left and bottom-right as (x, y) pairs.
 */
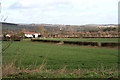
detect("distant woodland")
(1, 22), (119, 38)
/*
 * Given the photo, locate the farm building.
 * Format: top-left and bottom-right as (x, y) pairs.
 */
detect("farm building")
(5, 34), (15, 37)
(24, 32), (41, 38)
(0, 35), (3, 37)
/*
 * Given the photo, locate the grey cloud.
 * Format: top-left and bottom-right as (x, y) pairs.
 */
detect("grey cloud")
(4, 0), (118, 25)
(8, 0), (73, 11)
(8, 2), (33, 9)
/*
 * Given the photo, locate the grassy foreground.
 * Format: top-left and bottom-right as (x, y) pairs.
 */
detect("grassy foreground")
(2, 40), (118, 78)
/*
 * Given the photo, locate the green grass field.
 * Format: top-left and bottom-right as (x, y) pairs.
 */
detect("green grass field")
(3, 41), (118, 69)
(2, 40), (119, 78)
(39, 38), (118, 43)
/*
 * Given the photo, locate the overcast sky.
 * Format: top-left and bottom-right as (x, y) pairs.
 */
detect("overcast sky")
(0, 0), (119, 25)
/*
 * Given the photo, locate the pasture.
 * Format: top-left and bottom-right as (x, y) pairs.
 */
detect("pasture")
(2, 39), (119, 78)
(39, 38), (118, 43)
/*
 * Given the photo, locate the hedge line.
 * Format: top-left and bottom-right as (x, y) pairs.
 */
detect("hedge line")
(31, 39), (120, 48)
(2, 37), (11, 41)
(47, 37), (120, 38)
(2, 37), (22, 41)
(101, 42), (120, 47)
(31, 39), (99, 46)
(31, 39), (61, 43)
(63, 41), (99, 46)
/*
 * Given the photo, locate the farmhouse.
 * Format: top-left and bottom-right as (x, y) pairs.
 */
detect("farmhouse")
(0, 35), (3, 38)
(5, 34), (15, 37)
(24, 32), (41, 38)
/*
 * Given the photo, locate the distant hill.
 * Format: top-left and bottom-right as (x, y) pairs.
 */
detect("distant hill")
(2, 22), (118, 33)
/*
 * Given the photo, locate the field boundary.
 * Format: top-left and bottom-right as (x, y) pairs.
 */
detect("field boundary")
(47, 37), (120, 38)
(31, 39), (119, 48)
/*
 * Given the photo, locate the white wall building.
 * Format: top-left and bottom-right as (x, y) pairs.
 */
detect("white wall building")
(24, 32), (41, 38)
(25, 34), (33, 38)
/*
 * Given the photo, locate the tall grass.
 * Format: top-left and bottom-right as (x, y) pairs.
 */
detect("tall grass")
(2, 55), (118, 78)
(2, 54), (47, 77)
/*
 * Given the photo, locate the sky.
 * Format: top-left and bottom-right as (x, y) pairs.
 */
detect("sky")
(0, 0), (119, 25)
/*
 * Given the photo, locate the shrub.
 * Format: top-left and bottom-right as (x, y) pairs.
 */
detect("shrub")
(31, 39), (61, 43)
(101, 42), (120, 47)
(63, 41), (99, 46)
